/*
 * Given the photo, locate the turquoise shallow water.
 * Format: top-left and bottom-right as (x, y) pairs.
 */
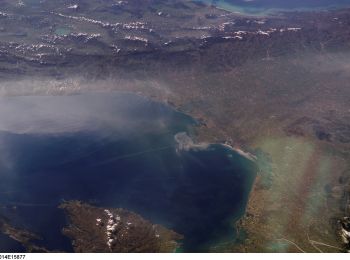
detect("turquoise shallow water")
(0, 92), (257, 252)
(198, 0), (350, 15)
(54, 27), (71, 36)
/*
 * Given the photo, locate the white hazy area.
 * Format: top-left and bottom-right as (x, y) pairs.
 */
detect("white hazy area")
(0, 92), (167, 136)
(174, 132), (210, 152)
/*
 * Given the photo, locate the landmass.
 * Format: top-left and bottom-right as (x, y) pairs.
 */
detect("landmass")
(60, 201), (183, 253)
(0, 201), (183, 253)
(0, 0), (349, 252)
(0, 215), (51, 252)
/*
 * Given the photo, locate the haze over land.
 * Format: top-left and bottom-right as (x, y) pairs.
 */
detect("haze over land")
(0, 0), (349, 253)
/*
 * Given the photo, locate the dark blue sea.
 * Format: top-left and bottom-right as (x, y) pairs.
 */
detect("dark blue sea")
(0, 92), (256, 252)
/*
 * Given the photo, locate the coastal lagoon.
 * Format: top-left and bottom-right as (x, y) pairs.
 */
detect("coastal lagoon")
(0, 92), (256, 252)
(199, 0), (350, 15)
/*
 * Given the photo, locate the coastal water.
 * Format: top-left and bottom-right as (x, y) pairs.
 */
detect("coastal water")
(199, 0), (350, 15)
(0, 233), (26, 253)
(0, 92), (256, 252)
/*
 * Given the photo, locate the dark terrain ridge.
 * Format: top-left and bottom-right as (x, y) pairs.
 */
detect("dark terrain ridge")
(1, 0), (350, 78)
(0, 0), (349, 252)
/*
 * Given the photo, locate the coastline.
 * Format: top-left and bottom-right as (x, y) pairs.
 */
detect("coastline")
(222, 143), (258, 162)
(152, 90), (349, 252)
(1, 2), (350, 250)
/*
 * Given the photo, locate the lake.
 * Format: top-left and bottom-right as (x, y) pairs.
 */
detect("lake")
(0, 92), (256, 252)
(198, 0), (350, 15)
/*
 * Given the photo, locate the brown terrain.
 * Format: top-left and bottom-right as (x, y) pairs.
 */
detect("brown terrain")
(0, 0), (349, 252)
(0, 215), (52, 252)
(60, 201), (183, 253)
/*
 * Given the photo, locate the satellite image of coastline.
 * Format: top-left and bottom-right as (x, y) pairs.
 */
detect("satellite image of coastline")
(0, 0), (350, 254)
